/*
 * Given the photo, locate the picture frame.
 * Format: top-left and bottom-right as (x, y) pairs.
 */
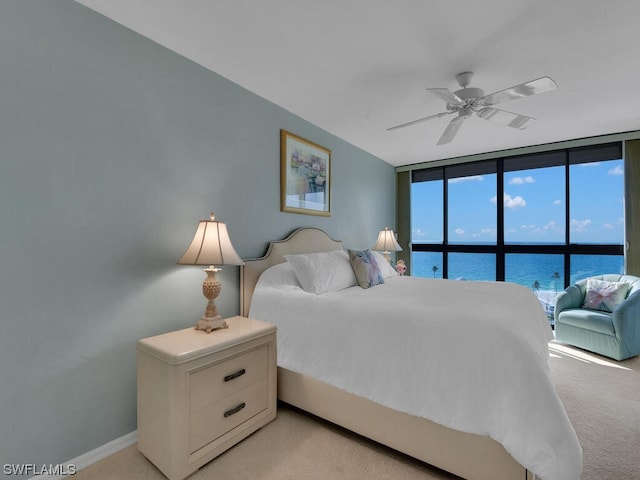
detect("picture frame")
(281, 130), (331, 216)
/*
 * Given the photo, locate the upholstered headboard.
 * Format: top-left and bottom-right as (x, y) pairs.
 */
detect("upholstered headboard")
(240, 228), (343, 317)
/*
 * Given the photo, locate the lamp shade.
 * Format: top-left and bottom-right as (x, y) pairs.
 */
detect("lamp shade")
(178, 214), (244, 266)
(372, 227), (402, 252)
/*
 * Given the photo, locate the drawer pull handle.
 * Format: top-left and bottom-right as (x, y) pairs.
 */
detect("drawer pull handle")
(224, 369), (246, 382)
(224, 402), (246, 418)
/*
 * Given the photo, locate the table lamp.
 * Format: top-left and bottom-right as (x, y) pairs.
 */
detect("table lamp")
(372, 227), (402, 263)
(178, 213), (244, 333)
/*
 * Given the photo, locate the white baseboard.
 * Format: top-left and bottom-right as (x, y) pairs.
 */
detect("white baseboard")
(29, 431), (137, 480)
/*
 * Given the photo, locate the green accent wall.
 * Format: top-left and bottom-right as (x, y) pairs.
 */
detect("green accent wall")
(396, 171), (411, 271)
(624, 140), (640, 275)
(0, 0), (395, 469)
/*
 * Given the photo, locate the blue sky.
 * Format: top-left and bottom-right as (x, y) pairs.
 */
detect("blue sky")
(412, 159), (624, 244)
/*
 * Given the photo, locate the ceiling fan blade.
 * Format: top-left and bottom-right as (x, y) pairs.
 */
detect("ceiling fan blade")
(427, 88), (464, 106)
(387, 111), (453, 131)
(479, 76), (557, 106)
(477, 107), (535, 130)
(437, 115), (465, 145)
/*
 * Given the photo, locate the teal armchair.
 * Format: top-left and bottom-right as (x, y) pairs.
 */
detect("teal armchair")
(554, 274), (640, 361)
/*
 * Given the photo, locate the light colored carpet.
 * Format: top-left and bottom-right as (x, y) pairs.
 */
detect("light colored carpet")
(547, 341), (640, 480)
(75, 342), (640, 480)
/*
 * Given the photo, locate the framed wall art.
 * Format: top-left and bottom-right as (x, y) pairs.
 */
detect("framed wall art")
(280, 130), (331, 216)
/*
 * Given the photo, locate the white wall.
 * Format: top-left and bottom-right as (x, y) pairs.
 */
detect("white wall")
(0, 0), (395, 470)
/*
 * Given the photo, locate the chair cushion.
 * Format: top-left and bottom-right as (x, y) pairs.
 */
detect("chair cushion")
(557, 308), (615, 335)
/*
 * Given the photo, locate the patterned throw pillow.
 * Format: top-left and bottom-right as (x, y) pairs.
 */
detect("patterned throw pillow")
(348, 249), (385, 289)
(583, 278), (630, 312)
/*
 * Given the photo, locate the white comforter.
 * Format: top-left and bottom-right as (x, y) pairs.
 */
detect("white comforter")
(249, 274), (582, 480)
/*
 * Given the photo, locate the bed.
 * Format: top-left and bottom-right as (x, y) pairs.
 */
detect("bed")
(240, 228), (582, 480)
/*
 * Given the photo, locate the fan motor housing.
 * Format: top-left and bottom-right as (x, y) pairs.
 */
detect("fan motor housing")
(454, 87), (485, 102)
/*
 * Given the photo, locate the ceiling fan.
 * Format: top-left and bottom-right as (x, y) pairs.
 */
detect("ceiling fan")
(387, 72), (557, 145)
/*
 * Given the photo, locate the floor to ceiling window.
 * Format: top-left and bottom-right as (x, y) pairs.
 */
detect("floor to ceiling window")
(410, 142), (624, 324)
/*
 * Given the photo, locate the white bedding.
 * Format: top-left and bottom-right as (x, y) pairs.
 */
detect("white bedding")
(249, 267), (582, 480)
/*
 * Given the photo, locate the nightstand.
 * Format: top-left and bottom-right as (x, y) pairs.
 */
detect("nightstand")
(137, 316), (277, 480)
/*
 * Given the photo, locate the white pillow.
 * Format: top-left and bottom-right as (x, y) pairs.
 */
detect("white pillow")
(371, 250), (398, 278)
(255, 262), (301, 288)
(284, 250), (357, 294)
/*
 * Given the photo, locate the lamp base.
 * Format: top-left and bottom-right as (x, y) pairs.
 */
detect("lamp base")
(195, 316), (229, 333)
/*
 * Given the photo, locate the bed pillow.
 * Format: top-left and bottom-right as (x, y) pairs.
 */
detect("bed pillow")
(255, 262), (301, 288)
(348, 249), (385, 289)
(371, 250), (398, 278)
(583, 278), (629, 312)
(284, 250), (357, 294)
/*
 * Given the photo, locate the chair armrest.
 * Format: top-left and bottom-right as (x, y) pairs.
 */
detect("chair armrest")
(612, 290), (640, 341)
(554, 285), (583, 323)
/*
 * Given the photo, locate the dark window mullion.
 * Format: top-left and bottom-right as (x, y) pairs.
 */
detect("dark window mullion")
(446, 244), (498, 254)
(504, 244), (567, 255)
(443, 171), (449, 279)
(564, 157), (571, 288)
(496, 160), (505, 281)
(569, 244), (624, 255)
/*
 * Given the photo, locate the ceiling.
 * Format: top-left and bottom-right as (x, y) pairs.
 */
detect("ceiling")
(75, 0), (640, 167)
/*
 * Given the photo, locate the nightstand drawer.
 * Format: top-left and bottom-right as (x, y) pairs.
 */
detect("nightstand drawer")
(189, 378), (268, 453)
(190, 345), (268, 413)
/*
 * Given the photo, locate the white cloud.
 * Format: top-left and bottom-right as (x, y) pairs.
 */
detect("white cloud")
(490, 193), (526, 209)
(504, 194), (526, 209)
(543, 220), (559, 230)
(608, 165), (624, 175)
(602, 223), (615, 230)
(449, 175), (484, 184)
(570, 218), (592, 231)
(412, 228), (426, 237)
(455, 228), (465, 235)
(553, 199), (561, 206)
(508, 176), (535, 185)
(579, 162), (601, 167)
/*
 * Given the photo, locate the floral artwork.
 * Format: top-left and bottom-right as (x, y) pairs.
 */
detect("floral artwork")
(395, 259), (406, 276)
(281, 130), (331, 216)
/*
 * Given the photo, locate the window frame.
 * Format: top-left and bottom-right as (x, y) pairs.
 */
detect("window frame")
(410, 142), (624, 288)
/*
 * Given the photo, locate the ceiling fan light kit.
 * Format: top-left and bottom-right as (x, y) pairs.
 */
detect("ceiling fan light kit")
(388, 71), (557, 145)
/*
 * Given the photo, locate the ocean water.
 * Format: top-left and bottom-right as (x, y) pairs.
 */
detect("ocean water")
(412, 252), (625, 292)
